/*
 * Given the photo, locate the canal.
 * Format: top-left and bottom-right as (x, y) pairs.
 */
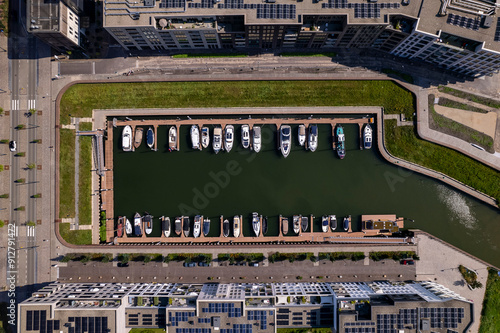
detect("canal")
(113, 120), (500, 267)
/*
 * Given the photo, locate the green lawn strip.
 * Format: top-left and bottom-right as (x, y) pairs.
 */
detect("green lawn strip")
(59, 129), (75, 218)
(437, 97), (488, 113)
(381, 68), (414, 84)
(128, 329), (166, 333)
(59, 223), (92, 245)
(384, 119), (500, 203)
(280, 52), (337, 57)
(429, 95), (494, 152)
(173, 53), (248, 58)
(277, 328), (332, 333)
(438, 86), (500, 108)
(78, 135), (92, 224)
(59, 81), (415, 124)
(479, 268), (500, 333)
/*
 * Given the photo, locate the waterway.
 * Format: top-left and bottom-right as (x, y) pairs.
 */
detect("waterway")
(113, 120), (500, 267)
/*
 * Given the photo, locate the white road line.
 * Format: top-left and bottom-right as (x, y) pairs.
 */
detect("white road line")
(11, 100), (19, 111)
(15, 226), (18, 237)
(28, 100), (35, 110)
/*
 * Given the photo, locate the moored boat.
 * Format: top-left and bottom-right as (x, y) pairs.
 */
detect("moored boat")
(280, 125), (291, 158)
(336, 125), (345, 159)
(282, 216), (289, 235)
(298, 124), (306, 146)
(125, 218), (132, 235)
(223, 218), (230, 237)
(343, 216), (349, 231)
(182, 216), (191, 237)
(168, 126), (177, 151)
(134, 212), (142, 236)
(329, 215), (337, 231)
(144, 213), (153, 235)
(224, 125), (234, 152)
(193, 215), (201, 238)
(203, 217), (211, 237)
(117, 216), (124, 237)
(201, 127), (210, 149)
(161, 216), (171, 237)
(308, 125), (318, 152)
(363, 123), (372, 149)
(213, 127), (222, 154)
(191, 125), (200, 150)
(262, 216), (268, 235)
(241, 125), (250, 149)
(134, 127), (143, 149)
(301, 216), (308, 232)
(174, 217), (182, 236)
(146, 127), (154, 149)
(292, 215), (300, 234)
(233, 215), (241, 238)
(122, 126), (133, 152)
(252, 212), (260, 237)
(253, 126), (261, 153)
(321, 215), (329, 233)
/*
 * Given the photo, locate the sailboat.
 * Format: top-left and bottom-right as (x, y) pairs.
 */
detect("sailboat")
(125, 217), (132, 236)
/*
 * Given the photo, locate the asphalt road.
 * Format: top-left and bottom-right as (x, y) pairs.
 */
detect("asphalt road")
(58, 259), (416, 284)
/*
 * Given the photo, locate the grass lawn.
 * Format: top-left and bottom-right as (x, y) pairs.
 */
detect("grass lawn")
(60, 129), (75, 218)
(437, 97), (488, 113)
(59, 223), (92, 245)
(78, 135), (92, 225)
(129, 329), (166, 333)
(438, 86), (500, 108)
(384, 119), (500, 203)
(59, 81), (415, 125)
(479, 268), (500, 333)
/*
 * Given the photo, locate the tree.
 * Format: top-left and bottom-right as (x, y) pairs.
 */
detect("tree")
(0, 220), (4, 228)
(26, 221), (35, 226)
(16, 124), (24, 130)
(119, 253), (130, 264)
(143, 255), (151, 263)
(0, 107), (3, 115)
(29, 108), (36, 115)
(27, 163), (36, 169)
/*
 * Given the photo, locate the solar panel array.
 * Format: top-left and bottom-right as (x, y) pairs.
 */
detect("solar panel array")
(198, 318), (211, 323)
(68, 316), (108, 333)
(202, 303), (242, 317)
(159, 0), (185, 8)
(220, 324), (253, 333)
(447, 13), (480, 31)
(248, 310), (268, 330)
(322, 1), (399, 19)
(496, 18), (500, 42)
(377, 309), (417, 331)
(256, 4), (296, 19)
(176, 329), (212, 333)
(189, 0), (215, 8)
(420, 307), (464, 329)
(26, 310), (61, 333)
(344, 328), (375, 333)
(169, 312), (196, 327)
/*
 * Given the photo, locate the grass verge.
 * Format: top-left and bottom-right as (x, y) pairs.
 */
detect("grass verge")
(172, 53), (248, 58)
(129, 329), (166, 333)
(479, 268), (500, 333)
(318, 252), (366, 261)
(60, 129), (75, 218)
(429, 95), (494, 152)
(437, 97), (488, 113)
(438, 86), (500, 108)
(382, 68), (414, 84)
(59, 81), (415, 124)
(59, 223), (92, 245)
(0, 0), (8, 35)
(280, 52), (337, 57)
(384, 119), (500, 203)
(79, 134), (92, 224)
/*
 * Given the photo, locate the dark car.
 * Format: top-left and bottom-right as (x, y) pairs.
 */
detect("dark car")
(183, 262), (196, 267)
(117, 262), (129, 267)
(198, 262), (211, 267)
(401, 259), (415, 265)
(9, 141), (16, 152)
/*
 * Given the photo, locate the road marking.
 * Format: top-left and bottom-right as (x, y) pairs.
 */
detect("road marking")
(16, 226), (18, 237)
(11, 99), (19, 110)
(27, 226), (35, 237)
(28, 99), (36, 110)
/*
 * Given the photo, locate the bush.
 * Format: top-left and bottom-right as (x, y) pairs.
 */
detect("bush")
(61, 254), (75, 262)
(16, 178), (25, 184)
(27, 163), (36, 169)
(118, 253), (130, 264)
(16, 206), (25, 211)
(0, 220), (4, 228)
(16, 124), (24, 130)
(15, 152), (25, 157)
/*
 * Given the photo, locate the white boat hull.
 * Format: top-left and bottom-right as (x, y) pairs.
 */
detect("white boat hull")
(224, 125), (234, 152)
(191, 125), (200, 150)
(122, 126), (133, 152)
(201, 127), (210, 149)
(253, 126), (261, 153)
(168, 126), (177, 151)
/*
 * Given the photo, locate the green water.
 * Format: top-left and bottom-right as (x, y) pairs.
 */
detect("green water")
(113, 122), (500, 266)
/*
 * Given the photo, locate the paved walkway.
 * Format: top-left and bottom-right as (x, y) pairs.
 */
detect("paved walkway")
(384, 114), (413, 126)
(433, 104), (497, 138)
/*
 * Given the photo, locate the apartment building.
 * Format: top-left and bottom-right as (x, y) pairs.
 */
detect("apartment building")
(18, 280), (472, 332)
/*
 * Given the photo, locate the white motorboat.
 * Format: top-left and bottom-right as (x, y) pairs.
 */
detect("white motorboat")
(168, 126), (177, 151)
(298, 124), (306, 146)
(224, 125), (234, 152)
(125, 218), (132, 235)
(122, 126), (132, 152)
(253, 126), (261, 153)
(241, 124), (250, 149)
(144, 213), (153, 235)
(293, 215), (300, 234)
(308, 124), (318, 152)
(321, 215), (329, 232)
(161, 216), (171, 237)
(213, 127), (222, 154)
(280, 125), (291, 158)
(201, 127), (210, 149)
(363, 123), (372, 149)
(233, 215), (241, 237)
(193, 215), (201, 238)
(191, 125), (200, 150)
(329, 215), (337, 231)
(252, 212), (260, 237)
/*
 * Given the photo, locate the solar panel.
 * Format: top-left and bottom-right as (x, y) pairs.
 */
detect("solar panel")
(159, 0), (185, 8)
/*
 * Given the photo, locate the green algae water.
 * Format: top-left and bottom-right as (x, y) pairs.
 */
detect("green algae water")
(113, 121), (500, 266)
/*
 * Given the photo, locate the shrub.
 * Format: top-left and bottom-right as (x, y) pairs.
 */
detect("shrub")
(27, 163), (36, 169)
(16, 206), (25, 211)
(16, 124), (24, 130)
(15, 152), (25, 157)
(0, 139), (7, 144)
(296, 276), (303, 280)
(32, 193), (41, 198)
(0, 220), (4, 228)
(144, 255), (151, 263)
(16, 178), (25, 184)
(118, 253), (130, 264)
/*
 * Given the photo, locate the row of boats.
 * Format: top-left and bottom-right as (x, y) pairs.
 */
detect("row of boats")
(122, 123), (373, 158)
(116, 213), (351, 238)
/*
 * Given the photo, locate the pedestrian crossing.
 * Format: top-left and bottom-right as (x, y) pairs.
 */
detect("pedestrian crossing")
(28, 99), (36, 110)
(27, 226), (35, 237)
(11, 99), (19, 111)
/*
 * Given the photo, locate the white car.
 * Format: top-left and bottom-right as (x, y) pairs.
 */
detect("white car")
(9, 141), (16, 152)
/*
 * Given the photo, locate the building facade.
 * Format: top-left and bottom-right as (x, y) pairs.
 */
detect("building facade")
(19, 280), (472, 333)
(102, 0), (500, 77)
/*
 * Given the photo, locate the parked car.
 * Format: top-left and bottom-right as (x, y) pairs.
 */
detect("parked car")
(251, 263), (259, 267)
(9, 141), (16, 152)
(183, 262), (196, 267)
(117, 262), (129, 267)
(401, 259), (414, 265)
(198, 262), (211, 267)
